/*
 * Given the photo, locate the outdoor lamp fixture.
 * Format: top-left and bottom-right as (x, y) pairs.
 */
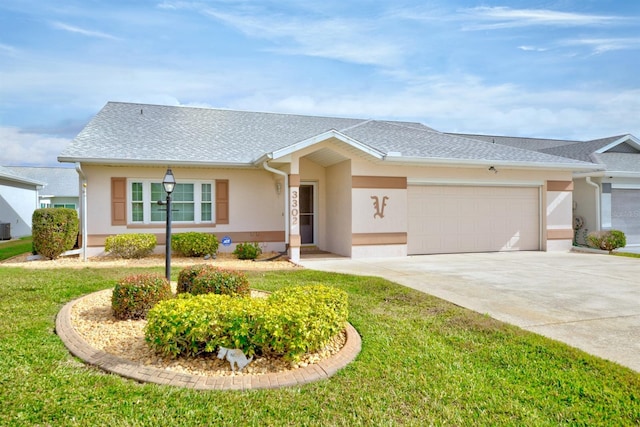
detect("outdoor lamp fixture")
(162, 168), (176, 281)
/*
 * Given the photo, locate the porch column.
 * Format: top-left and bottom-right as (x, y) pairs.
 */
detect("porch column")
(289, 173), (301, 262)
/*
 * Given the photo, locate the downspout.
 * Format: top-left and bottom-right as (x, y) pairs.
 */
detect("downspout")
(262, 161), (289, 248)
(585, 177), (600, 232)
(75, 162), (88, 261)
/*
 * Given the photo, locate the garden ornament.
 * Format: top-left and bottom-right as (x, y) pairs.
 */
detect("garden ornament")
(217, 346), (253, 372)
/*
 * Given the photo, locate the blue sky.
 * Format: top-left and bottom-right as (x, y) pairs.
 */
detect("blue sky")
(1, 0), (639, 166)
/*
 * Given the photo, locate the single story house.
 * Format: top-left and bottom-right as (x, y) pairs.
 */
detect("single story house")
(452, 133), (640, 249)
(58, 102), (600, 262)
(8, 166), (80, 210)
(0, 166), (44, 238)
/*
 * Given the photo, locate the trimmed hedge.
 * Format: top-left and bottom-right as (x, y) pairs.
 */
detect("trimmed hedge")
(112, 274), (172, 320)
(233, 242), (262, 260)
(145, 284), (348, 362)
(105, 233), (157, 259)
(176, 264), (212, 294)
(172, 232), (219, 257)
(587, 230), (627, 253)
(176, 265), (250, 297)
(191, 267), (250, 297)
(32, 208), (79, 259)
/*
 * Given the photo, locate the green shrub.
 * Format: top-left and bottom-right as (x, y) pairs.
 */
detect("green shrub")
(172, 232), (218, 257)
(586, 230), (627, 253)
(259, 285), (349, 358)
(233, 242), (262, 260)
(145, 294), (266, 357)
(104, 233), (157, 259)
(190, 267), (250, 297)
(176, 264), (214, 294)
(32, 208), (79, 259)
(112, 274), (172, 320)
(145, 284), (348, 362)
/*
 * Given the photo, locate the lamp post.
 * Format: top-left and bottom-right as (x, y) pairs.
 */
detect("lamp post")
(162, 168), (176, 281)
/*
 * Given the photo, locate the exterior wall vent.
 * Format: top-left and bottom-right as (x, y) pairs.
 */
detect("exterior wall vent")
(0, 223), (10, 240)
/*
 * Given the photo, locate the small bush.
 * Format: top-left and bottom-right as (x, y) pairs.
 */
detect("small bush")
(172, 232), (218, 257)
(112, 274), (172, 320)
(105, 233), (156, 259)
(258, 285), (349, 359)
(176, 264), (217, 294)
(32, 208), (79, 259)
(145, 294), (266, 357)
(145, 284), (348, 362)
(190, 267), (250, 297)
(586, 230), (627, 253)
(233, 242), (262, 260)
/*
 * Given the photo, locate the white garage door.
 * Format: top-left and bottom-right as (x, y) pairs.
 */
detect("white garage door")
(612, 189), (640, 245)
(408, 185), (540, 255)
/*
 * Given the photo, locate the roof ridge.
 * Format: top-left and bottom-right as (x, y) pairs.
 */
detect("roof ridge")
(107, 101), (367, 123)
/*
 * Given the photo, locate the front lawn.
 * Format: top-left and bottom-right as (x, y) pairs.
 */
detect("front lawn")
(1, 266), (638, 426)
(0, 236), (32, 261)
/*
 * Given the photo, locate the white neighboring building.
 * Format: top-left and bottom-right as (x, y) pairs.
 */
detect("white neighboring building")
(8, 166), (79, 210)
(0, 166), (43, 238)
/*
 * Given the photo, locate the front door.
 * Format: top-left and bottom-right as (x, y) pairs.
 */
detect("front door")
(300, 184), (315, 245)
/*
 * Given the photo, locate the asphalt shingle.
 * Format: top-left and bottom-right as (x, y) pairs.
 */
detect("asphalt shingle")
(58, 102), (596, 168)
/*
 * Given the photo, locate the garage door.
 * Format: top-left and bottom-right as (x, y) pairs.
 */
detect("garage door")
(612, 189), (640, 245)
(408, 185), (540, 255)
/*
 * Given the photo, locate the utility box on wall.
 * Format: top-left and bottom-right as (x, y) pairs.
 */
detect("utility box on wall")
(0, 223), (11, 240)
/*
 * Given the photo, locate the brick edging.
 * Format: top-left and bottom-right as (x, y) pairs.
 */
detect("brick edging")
(56, 292), (361, 390)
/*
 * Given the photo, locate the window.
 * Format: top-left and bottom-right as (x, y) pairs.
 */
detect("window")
(53, 203), (77, 209)
(128, 180), (214, 224)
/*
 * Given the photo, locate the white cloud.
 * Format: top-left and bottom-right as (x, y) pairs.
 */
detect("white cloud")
(561, 37), (640, 54)
(0, 127), (71, 166)
(518, 45), (547, 52)
(462, 7), (622, 30)
(50, 21), (121, 40)
(197, 6), (404, 67)
(231, 74), (640, 140)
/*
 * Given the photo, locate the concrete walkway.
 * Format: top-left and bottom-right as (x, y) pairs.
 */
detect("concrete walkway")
(299, 251), (640, 372)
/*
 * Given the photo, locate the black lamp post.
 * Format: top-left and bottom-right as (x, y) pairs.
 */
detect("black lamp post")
(162, 168), (176, 281)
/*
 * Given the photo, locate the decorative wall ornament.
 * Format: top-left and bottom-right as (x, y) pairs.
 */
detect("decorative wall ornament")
(371, 195), (389, 219)
(217, 346), (254, 372)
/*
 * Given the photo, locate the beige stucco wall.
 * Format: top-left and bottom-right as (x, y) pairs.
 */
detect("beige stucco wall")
(349, 160), (575, 252)
(82, 164), (287, 256)
(573, 177), (599, 245)
(325, 160), (352, 256)
(83, 139), (578, 258)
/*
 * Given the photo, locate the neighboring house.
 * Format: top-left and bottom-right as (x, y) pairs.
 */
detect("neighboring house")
(8, 166), (80, 210)
(452, 133), (640, 249)
(58, 102), (600, 261)
(0, 166), (44, 238)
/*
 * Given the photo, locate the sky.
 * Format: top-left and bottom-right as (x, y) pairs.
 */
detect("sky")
(1, 1), (639, 167)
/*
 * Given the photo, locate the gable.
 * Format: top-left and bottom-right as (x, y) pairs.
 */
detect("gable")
(607, 142), (640, 154)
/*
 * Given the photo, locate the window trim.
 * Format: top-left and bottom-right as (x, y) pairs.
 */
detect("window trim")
(126, 179), (216, 225)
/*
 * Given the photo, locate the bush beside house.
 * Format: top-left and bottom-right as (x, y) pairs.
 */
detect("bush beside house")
(31, 208), (79, 259)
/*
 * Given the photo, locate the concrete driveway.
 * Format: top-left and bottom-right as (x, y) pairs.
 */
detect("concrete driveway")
(299, 251), (640, 372)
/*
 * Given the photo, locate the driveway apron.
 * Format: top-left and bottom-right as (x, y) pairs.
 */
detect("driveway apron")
(299, 251), (640, 372)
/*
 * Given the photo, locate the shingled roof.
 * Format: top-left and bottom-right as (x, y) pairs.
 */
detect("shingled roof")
(58, 102), (599, 170)
(451, 132), (640, 175)
(7, 166), (78, 197)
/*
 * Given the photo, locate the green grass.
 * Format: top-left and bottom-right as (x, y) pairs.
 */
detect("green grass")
(1, 266), (638, 426)
(615, 251), (640, 259)
(0, 236), (33, 261)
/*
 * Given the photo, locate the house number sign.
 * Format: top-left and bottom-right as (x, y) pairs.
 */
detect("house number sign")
(290, 188), (300, 234)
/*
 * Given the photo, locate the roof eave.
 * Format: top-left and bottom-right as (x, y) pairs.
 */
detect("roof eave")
(263, 129), (386, 163)
(58, 157), (257, 168)
(382, 155), (602, 171)
(0, 172), (45, 187)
